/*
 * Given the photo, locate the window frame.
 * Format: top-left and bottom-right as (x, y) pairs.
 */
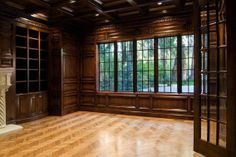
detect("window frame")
(96, 34), (194, 94)
(117, 40), (134, 92)
(97, 42), (115, 92)
(157, 36), (178, 93)
(136, 38), (155, 92)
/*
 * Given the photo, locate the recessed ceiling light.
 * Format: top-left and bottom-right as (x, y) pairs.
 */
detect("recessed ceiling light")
(157, 2), (163, 5)
(105, 19), (110, 23)
(70, 0), (76, 3)
(162, 10), (167, 13)
(95, 13), (99, 17)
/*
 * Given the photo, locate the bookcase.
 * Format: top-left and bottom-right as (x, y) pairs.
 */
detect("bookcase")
(15, 24), (49, 123)
(15, 25), (48, 93)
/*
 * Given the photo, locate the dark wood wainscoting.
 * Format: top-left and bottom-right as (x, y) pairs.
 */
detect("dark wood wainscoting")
(79, 92), (194, 119)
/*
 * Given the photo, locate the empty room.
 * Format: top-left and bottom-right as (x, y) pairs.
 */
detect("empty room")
(0, 0), (235, 157)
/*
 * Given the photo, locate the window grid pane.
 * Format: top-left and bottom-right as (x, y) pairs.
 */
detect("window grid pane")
(137, 39), (154, 92)
(99, 43), (114, 91)
(182, 35), (194, 93)
(117, 41), (134, 92)
(158, 37), (178, 93)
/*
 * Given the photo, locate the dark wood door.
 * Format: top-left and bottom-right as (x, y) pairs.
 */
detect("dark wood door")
(193, 0), (236, 156)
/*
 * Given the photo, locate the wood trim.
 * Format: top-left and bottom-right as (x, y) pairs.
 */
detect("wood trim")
(226, 0), (236, 156)
(193, 0), (201, 152)
(79, 106), (193, 120)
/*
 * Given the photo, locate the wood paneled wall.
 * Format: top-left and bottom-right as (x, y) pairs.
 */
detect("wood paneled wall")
(79, 15), (195, 119)
(49, 28), (79, 115)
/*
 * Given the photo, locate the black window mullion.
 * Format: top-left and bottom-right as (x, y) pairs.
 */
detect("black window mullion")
(177, 35), (182, 93)
(114, 42), (118, 92)
(155, 37), (158, 92)
(133, 40), (137, 92)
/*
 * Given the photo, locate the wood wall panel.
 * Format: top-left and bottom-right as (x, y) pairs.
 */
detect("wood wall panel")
(81, 55), (96, 79)
(96, 94), (106, 106)
(80, 93), (95, 106)
(49, 29), (79, 116)
(137, 95), (151, 110)
(49, 29), (62, 115)
(79, 15), (194, 119)
(108, 94), (136, 109)
(152, 96), (188, 111)
(63, 56), (77, 79)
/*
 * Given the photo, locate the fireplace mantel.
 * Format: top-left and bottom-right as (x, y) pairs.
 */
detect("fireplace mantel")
(0, 68), (23, 136)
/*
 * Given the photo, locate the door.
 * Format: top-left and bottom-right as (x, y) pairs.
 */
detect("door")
(194, 0), (230, 156)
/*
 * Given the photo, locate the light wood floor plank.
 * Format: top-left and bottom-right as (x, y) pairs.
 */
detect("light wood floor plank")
(0, 111), (203, 157)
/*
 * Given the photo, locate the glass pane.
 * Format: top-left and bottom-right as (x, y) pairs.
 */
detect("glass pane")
(209, 121), (217, 145)
(136, 39), (154, 92)
(117, 41), (134, 92)
(158, 36), (177, 93)
(209, 97), (217, 120)
(201, 119), (207, 141)
(219, 123), (227, 148)
(201, 96), (208, 118)
(181, 35), (194, 93)
(98, 43), (114, 91)
(219, 73), (227, 97)
(219, 98), (227, 123)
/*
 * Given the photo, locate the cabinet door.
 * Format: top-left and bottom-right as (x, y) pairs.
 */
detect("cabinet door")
(29, 94), (37, 115)
(37, 92), (48, 114)
(17, 95), (30, 118)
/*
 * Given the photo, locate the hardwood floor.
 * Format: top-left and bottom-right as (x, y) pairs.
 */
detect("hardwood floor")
(0, 111), (203, 157)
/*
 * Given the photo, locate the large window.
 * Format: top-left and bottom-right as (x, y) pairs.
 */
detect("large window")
(137, 39), (154, 92)
(158, 37), (178, 92)
(117, 41), (133, 92)
(98, 35), (194, 93)
(99, 43), (114, 91)
(182, 35), (194, 93)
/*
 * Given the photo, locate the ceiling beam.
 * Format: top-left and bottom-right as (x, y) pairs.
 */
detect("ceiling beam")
(86, 0), (114, 20)
(24, 0), (76, 16)
(173, 0), (186, 9)
(0, 2), (48, 24)
(104, 0), (173, 13)
(28, 0), (51, 8)
(126, 0), (138, 7)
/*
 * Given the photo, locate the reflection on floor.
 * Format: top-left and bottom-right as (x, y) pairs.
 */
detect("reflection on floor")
(0, 111), (204, 157)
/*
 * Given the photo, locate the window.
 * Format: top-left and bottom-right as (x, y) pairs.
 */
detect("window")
(182, 35), (194, 93)
(117, 41), (133, 92)
(97, 35), (194, 93)
(158, 37), (178, 92)
(137, 39), (154, 92)
(99, 43), (114, 91)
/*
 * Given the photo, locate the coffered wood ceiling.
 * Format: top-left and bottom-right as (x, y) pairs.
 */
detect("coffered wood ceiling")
(0, 0), (193, 26)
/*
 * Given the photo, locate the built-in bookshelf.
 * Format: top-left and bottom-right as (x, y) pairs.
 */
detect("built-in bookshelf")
(15, 25), (49, 94)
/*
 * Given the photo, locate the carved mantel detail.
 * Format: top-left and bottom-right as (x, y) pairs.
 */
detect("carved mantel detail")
(0, 70), (11, 128)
